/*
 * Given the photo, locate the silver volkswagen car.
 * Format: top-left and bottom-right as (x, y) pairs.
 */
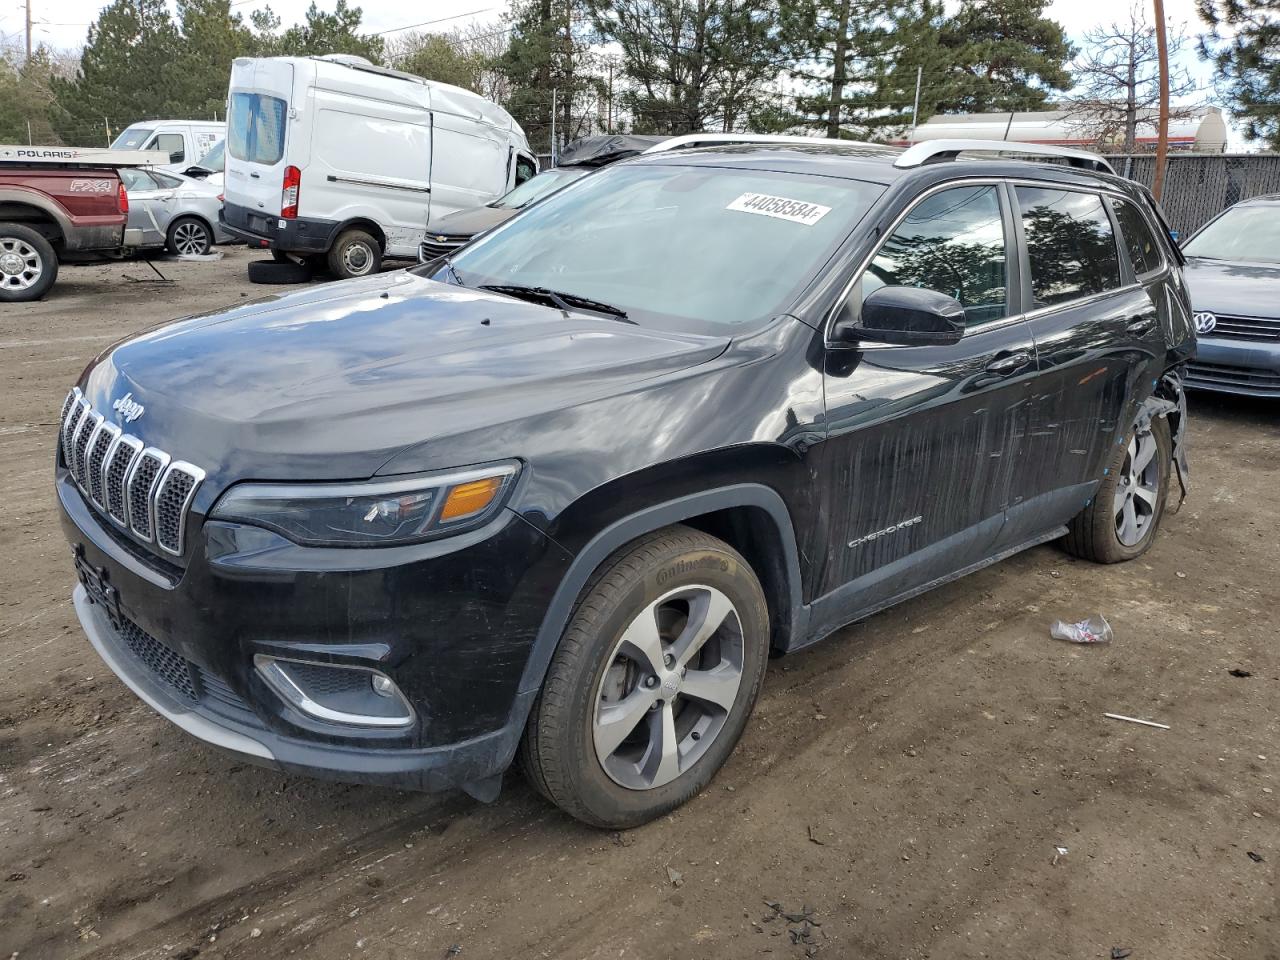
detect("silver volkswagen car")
(120, 168), (231, 257)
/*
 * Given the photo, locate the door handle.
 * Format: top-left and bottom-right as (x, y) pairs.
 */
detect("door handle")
(985, 350), (1032, 376)
(1125, 314), (1157, 336)
(249, 171), (260, 179)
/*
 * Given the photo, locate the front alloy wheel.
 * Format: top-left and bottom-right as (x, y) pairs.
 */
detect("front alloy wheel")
(520, 526), (769, 828)
(1114, 428), (1161, 546)
(593, 585), (745, 790)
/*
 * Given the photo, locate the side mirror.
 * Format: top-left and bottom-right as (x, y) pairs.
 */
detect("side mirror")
(833, 285), (966, 347)
(184, 165), (212, 178)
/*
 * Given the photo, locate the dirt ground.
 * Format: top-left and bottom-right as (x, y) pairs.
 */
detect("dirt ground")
(1, 247), (1276, 960)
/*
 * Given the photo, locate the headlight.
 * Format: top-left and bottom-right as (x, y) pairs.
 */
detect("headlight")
(210, 462), (519, 546)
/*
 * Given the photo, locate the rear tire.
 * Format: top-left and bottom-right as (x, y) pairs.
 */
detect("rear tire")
(0, 222), (58, 302)
(246, 258), (312, 285)
(519, 525), (770, 829)
(327, 229), (381, 279)
(1063, 415), (1172, 563)
(165, 216), (213, 256)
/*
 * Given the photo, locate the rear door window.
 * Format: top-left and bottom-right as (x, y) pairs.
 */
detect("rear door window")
(860, 184), (1009, 326)
(1016, 187), (1121, 307)
(1110, 198), (1163, 276)
(228, 93), (287, 165)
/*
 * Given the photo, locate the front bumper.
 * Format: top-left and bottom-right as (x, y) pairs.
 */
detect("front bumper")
(1184, 337), (1280, 397)
(59, 469), (573, 797)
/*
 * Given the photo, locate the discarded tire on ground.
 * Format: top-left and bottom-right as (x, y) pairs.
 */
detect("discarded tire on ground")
(246, 258), (312, 285)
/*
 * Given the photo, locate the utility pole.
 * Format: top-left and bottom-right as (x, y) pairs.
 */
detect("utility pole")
(25, 0), (33, 62)
(550, 88), (557, 165)
(909, 67), (923, 143)
(1152, 0), (1171, 201)
(606, 61), (613, 135)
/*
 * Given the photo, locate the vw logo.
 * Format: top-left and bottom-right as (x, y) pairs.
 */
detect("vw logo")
(112, 392), (145, 423)
(1193, 311), (1217, 334)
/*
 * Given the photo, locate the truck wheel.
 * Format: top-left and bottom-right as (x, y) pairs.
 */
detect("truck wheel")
(166, 216), (213, 256)
(246, 258), (312, 285)
(0, 223), (58, 302)
(327, 229), (381, 279)
(1063, 414), (1172, 563)
(519, 525), (770, 829)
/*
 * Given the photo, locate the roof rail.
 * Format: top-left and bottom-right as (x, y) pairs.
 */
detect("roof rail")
(643, 133), (891, 154)
(894, 139), (1116, 175)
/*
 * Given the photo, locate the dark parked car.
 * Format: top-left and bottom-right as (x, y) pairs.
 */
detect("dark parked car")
(1179, 194), (1280, 397)
(418, 134), (668, 262)
(58, 138), (1193, 828)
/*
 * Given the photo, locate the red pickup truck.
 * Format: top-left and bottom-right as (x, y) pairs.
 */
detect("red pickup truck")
(0, 146), (143, 303)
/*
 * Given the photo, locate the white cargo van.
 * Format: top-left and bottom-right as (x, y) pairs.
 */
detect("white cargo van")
(220, 55), (535, 279)
(111, 121), (225, 173)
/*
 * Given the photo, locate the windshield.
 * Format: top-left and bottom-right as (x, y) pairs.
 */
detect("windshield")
(195, 139), (224, 172)
(111, 128), (153, 150)
(1183, 204), (1280, 264)
(444, 163), (884, 331)
(493, 167), (589, 209)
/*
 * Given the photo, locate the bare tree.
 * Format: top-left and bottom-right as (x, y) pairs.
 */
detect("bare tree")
(1066, 2), (1198, 152)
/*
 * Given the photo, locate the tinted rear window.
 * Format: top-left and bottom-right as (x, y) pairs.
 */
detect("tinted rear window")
(1017, 187), (1121, 307)
(228, 93), (287, 165)
(1111, 198), (1162, 276)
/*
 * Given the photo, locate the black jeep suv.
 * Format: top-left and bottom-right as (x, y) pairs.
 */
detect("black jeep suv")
(58, 140), (1194, 828)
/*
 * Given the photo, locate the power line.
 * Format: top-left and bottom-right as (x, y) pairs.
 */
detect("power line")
(372, 7), (501, 37)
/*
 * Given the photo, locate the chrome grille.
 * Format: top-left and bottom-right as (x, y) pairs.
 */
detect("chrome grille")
(86, 423), (118, 508)
(59, 390), (207, 557)
(419, 235), (468, 261)
(1205, 314), (1280, 342)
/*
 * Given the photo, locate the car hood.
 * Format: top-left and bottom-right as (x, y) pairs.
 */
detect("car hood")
(80, 271), (729, 483)
(429, 205), (517, 239)
(1183, 257), (1280, 318)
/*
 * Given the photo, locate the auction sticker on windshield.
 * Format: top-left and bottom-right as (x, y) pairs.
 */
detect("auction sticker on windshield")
(727, 193), (832, 226)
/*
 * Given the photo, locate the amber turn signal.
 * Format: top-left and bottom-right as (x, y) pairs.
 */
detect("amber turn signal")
(440, 476), (503, 522)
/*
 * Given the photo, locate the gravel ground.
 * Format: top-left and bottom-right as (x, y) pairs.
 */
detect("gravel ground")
(1, 247), (1276, 960)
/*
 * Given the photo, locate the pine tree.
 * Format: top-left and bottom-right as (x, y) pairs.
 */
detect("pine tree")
(503, 0), (601, 153)
(253, 1), (384, 62)
(49, 0), (182, 145)
(168, 0), (256, 119)
(1197, 0), (1280, 148)
(935, 0), (1074, 114)
(584, 0), (785, 135)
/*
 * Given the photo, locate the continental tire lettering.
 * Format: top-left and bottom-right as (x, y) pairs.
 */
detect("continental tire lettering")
(847, 515), (923, 549)
(655, 554), (732, 587)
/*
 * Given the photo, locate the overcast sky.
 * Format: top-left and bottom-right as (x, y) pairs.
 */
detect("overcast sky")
(2, 0), (1226, 123)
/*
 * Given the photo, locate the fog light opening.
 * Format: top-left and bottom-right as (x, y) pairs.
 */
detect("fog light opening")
(253, 655), (414, 728)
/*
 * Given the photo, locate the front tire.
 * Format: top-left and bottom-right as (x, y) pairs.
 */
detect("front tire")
(520, 525), (770, 829)
(327, 229), (381, 279)
(1064, 414), (1172, 563)
(0, 223), (58, 302)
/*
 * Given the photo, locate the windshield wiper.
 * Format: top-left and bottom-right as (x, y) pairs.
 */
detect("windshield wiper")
(442, 257), (466, 286)
(479, 283), (631, 321)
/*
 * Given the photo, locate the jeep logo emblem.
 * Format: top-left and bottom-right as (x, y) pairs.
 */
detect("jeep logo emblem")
(112, 392), (145, 423)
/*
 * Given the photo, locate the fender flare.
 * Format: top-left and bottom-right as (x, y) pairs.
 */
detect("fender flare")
(513, 483), (807, 707)
(0, 187), (72, 241)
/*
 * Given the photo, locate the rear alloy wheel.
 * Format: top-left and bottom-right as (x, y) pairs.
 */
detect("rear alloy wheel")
(0, 223), (58, 303)
(166, 216), (213, 256)
(1064, 414), (1172, 563)
(327, 229), (381, 279)
(519, 525), (769, 828)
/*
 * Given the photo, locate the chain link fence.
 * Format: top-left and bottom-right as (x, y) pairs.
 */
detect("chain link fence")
(1113, 153), (1280, 236)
